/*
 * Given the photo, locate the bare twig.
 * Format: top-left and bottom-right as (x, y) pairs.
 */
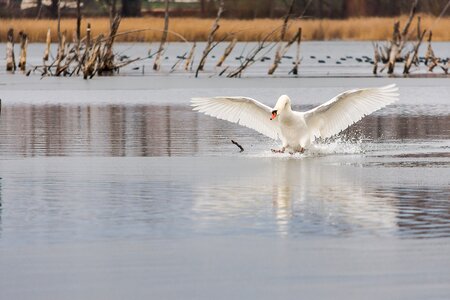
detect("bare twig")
(403, 29), (426, 74)
(195, 0), (224, 77)
(227, 28), (279, 78)
(231, 140), (244, 152)
(401, 0), (418, 38)
(268, 0), (295, 75)
(216, 38), (237, 67)
(185, 42), (196, 71)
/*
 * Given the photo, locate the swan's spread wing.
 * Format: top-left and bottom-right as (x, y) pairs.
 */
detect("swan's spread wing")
(304, 84), (399, 139)
(191, 96), (280, 140)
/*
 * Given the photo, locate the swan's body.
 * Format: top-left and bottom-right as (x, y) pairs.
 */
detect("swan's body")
(191, 84), (399, 153)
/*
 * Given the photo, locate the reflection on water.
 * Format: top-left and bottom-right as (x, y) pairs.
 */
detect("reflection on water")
(0, 104), (449, 157)
(193, 158), (450, 239)
(192, 159), (400, 237)
(389, 187), (450, 238)
(0, 157), (449, 244)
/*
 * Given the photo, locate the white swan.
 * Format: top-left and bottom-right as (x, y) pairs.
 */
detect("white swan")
(191, 84), (399, 153)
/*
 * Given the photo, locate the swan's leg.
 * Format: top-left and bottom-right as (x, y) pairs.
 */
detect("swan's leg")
(271, 147), (285, 153)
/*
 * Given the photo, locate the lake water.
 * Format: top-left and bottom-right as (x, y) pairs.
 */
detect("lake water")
(0, 42), (450, 299)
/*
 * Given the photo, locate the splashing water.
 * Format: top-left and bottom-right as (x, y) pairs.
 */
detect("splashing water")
(307, 137), (365, 156)
(246, 137), (366, 159)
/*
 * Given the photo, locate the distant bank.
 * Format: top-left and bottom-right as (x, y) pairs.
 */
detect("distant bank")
(0, 16), (449, 43)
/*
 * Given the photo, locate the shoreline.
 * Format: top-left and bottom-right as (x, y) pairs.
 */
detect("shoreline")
(1, 16), (449, 43)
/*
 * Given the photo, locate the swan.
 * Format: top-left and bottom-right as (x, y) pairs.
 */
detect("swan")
(191, 84), (399, 153)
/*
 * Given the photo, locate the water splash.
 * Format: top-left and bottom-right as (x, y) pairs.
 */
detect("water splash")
(246, 137), (365, 158)
(307, 137), (365, 156)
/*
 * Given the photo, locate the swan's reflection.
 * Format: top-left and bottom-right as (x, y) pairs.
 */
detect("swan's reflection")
(273, 159), (398, 236)
(192, 158), (398, 237)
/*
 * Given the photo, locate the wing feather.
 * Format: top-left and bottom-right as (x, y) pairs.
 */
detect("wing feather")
(304, 84), (399, 139)
(191, 96), (280, 140)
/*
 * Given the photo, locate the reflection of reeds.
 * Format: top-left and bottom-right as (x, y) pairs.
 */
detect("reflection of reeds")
(0, 16), (449, 42)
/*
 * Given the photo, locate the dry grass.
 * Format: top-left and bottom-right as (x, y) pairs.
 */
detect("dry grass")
(0, 16), (449, 43)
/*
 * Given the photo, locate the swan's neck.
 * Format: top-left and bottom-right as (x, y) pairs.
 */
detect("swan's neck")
(279, 105), (295, 121)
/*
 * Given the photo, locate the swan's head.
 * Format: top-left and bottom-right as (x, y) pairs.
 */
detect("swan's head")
(270, 95), (291, 120)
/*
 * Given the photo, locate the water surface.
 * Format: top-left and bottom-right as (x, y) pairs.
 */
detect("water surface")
(0, 74), (449, 299)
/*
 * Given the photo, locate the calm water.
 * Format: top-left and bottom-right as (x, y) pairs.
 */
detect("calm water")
(1, 41), (449, 77)
(1, 77), (449, 240)
(0, 71), (449, 298)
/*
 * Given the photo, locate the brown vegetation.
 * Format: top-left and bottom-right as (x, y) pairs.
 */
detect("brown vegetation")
(1, 15), (449, 43)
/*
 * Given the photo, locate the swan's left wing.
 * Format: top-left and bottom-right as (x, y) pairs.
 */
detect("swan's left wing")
(304, 84), (399, 139)
(191, 96), (280, 140)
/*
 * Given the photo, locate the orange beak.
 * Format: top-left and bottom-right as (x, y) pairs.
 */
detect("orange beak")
(270, 112), (277, 120)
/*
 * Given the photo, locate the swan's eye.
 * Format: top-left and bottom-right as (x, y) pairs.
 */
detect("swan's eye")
(270, 110), (278, 120)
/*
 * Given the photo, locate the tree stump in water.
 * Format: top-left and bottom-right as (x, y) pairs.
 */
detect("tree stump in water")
(18, 31), (28, 72)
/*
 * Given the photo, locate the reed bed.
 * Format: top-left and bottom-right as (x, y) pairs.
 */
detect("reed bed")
(0, 15), (449, 43)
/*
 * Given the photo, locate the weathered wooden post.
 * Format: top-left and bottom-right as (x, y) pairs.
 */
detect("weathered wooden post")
(76, 0), (82, 58)
(55, 31), (67, 76)
(425, 31), (438, 71)
(43, 28), (51, 63)
(18, 31), (28, 72)
(153, 0), (170, 71)
(99, 14), (121, 74)
(76, 0), (81, 41)
(387, 21), (400, 74)
(6, 28), (16, 72)
(84, 35), (103, 79)
(372, 43), (380, 75)
(86, 23), (91, 49)
(291, 27), (302, 75)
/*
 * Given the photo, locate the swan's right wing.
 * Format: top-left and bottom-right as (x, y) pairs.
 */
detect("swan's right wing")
(303, 84), (399, 139)
(191, 96), (280, 140)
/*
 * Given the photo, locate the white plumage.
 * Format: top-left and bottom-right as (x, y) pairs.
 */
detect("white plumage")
(191, 84), (399, 153)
